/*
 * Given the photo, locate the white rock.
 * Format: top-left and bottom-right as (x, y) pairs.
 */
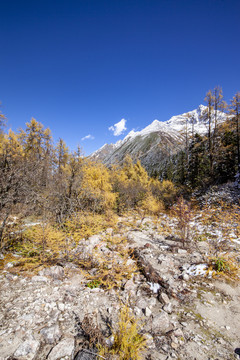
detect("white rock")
(163, 303), (172, 314)
(158, 292), (170, 305)
(50, 301), (57, 308)
(148, 297), (157, 308)
(124, 279), (135, 291)
(5, 262), (14, 268)
(183, 273), (189, 281)
(40, 324), (61, 344)
(136, 298), (148, 309)
(90, 288), (101, 293)
(178, 249), (187, 254)
(145, 307), (152, 317)
(105, 335), (114, 348)
(144, 333), (155, 348)
(134, 307), (142, 316)
(58, 303), (65, 311)
(105, 228), (113, 236)
(39, 266), (64, 280)
(151, 311), (171, 334)
(31, 275), (48, 283)
(173, 328), (184, 337)
(48, 337), (75, 360)
(14, 339), (40, 359)
(162, 344), (169, 353)
(149, 282), (161, 294)
(88, 235), (101, 246)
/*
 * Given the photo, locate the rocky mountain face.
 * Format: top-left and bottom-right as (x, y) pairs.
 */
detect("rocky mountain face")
(91, 105), (228, 171)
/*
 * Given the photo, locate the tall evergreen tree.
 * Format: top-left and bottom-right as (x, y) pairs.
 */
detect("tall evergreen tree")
(229, 92), (240, 176)
(204, 89), (214, 176)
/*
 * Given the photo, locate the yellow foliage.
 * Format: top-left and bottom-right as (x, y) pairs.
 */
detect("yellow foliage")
(80, 161), (116, 212)
(0, 130), (24, 158)
(209, 253), (240, 280)
(98, 305), (146, 359)
(139, 193), (163, 216)
(120, 156), (149, 185)
(23, 223), (66, 261)
(151, 179), (177, 208)
(82, 162), (111, 191)
(110, 156), (152, 211)
(84, 235), (138, 289)
(64, 212), (117, 243)
(22, 118), (52, 157)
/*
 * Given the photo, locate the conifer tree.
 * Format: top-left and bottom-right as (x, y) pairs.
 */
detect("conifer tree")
(55, 138), (69, 174)
(0, 108), (6, 134)
(212, 86), (227, 171)
(204, 89), (214, 177)
(229, 92), (240, 176)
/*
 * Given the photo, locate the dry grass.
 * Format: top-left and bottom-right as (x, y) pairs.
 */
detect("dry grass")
(83, 235), (138, 290)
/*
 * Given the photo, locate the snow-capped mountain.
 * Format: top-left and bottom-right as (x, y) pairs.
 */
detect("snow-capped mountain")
(91, 105), (228, 171)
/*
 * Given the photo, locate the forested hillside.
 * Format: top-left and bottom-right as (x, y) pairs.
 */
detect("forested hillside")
(0, 87), (239, 252)
(158, 89), (240, 188)
(0, 112), (178, 254)
(0, 89), (240, 360)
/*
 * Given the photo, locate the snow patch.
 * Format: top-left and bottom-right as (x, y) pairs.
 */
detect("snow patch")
(186, 263), (213, 277)
(148, 282), (161, 293)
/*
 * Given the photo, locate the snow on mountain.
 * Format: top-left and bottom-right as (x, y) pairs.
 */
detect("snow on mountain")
(117, 104), (227, 143)
(90, 105), (229, 168)
(166, 104), (227, 134)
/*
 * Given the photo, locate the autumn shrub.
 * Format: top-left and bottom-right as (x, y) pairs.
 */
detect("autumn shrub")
(79, 161), (116, 213)
(110, 156), (150, 213)
(64, 211), (117, 243)
(214, 256), (230, 272)
(86, 247), (137, 290)
(77, 235), (138, 289)
(209, 253), (240, 279)
(139, 193), (163, 220)
(172, 196), (192, 247)
(1, 222), (69, 271)
(80, 312), (105, 349)
(150, 179), (178, 209)
(98, 304), (146, 360)
(22, 223), (67, 261)
(0, 218), (24, 251)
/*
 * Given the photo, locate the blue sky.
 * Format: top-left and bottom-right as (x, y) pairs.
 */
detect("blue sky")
(1, 0), (240, 155)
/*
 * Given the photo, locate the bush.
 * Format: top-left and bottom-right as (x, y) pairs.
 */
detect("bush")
(64, 211), (117, 243)
(172, 196), (192, 247)
(85, 236), (138, 290)
(98, 305), (146, 360)
(139, 193), (163, 219)
(150, 179), (178, 208)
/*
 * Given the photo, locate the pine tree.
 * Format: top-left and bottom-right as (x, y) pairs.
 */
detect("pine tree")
(204, 89), (215, 177)
(229, 92), (240, 177)
(0, 108), (6, 134)
(212, 86), (227, 174)
(55, 138), (69, 175)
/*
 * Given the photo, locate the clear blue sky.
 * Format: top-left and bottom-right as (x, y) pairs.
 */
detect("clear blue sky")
(1, 0), (240, 155)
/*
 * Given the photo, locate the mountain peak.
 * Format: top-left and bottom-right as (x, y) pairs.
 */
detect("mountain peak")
(90, 105), (228, 166)
(197, 104), (206, 111)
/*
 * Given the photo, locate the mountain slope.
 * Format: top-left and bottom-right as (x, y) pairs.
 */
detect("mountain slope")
(91, 105), (228, 171)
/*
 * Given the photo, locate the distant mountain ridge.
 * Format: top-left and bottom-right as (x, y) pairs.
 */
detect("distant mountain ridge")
(91, 105), (228, 172)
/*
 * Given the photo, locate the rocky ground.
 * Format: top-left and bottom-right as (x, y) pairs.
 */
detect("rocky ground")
(0, 205), (240, 360)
